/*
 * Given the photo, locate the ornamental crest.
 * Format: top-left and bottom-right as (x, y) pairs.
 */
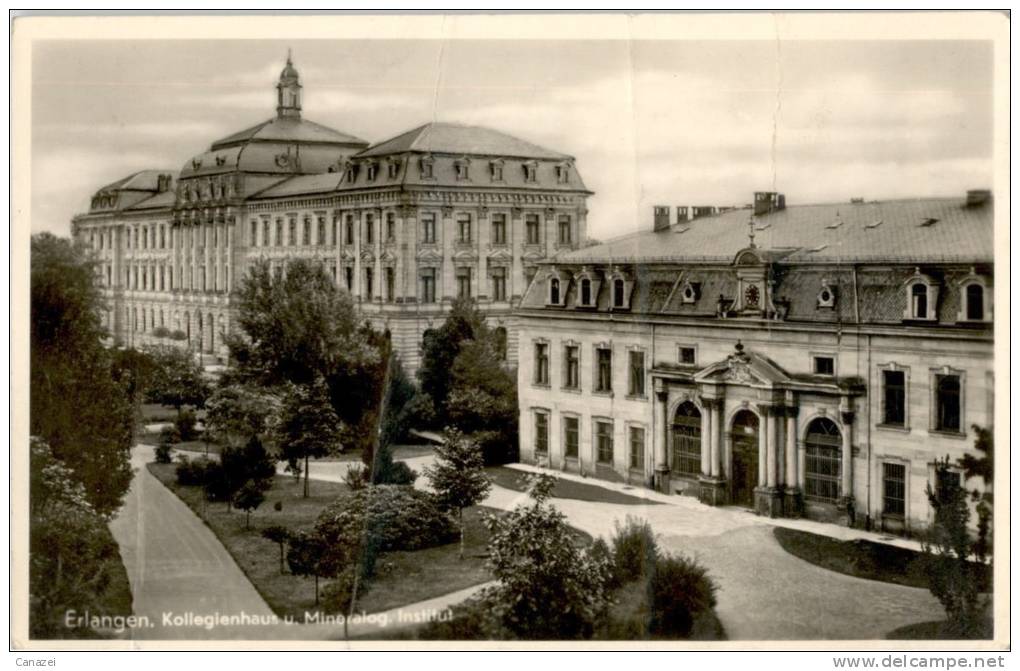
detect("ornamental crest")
(724, 341), (754, 383)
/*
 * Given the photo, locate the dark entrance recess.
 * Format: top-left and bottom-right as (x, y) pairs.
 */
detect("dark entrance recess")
(730, 409), (760, 507)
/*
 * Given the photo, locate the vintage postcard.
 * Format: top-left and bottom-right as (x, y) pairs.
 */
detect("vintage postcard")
(10, 11), (1010, 655)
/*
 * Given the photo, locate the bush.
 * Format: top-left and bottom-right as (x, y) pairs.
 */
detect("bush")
(175, 408), (198, 441)
(154, 443), (173, 464)
(169, 329), (187, 341)
(315, 485), (457, 561)
(647, 554), (718, 638)
(610, 516), (659, 588)
(155, 426), (177, 464)
(343, 465), (368, 490)
(175, 455), (215, 487)
(473, 429), (518, 466)
(383, 460), (418, 486)
(151, 326), (171, 338)
(320, 569), (359, 612)
(417, 597), (502, 640)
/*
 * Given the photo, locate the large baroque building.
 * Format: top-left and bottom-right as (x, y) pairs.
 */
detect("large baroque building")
(72, 56), (591, 371)
(516, 191), (993, 534)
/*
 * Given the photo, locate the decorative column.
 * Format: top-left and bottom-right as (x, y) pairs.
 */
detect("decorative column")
(477, 206), (489, 300)
(353, 210), (363, 301)
(653, 384), (670, 492)
(544, 207), (556, 259)
(697, 395), (726, 506)
(395, 206), (407, 303)
(766, 406), (778, 488)
(441, 206), (454, 301)
(784, 404), (801, 516)
(711, 398), (723, 478)
(755, 403), (782, 517)
(840, 405), (856, 525)
(510, 207), (524, 301)
(700, 399), (712, 476)
(374, 208), (383, 305)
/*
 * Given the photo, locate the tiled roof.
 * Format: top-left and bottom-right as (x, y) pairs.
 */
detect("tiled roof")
(356, 122), (572, 160)
(211, 116), (368, 150)
(125, 189), (176, 211)
(96, 169), (175, 193)
(562, 197), (993, 265)
(249, 173), (344, 199)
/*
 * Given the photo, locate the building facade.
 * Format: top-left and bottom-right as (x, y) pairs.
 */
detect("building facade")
(71, 57), (592, 371)
(517, 192), (993, 534)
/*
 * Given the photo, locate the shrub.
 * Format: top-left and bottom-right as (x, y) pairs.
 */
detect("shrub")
(169, 329), (187, 341)
(343, 465), (368, 490)
(233, 479), (266, 528)
(417, 596), (502, 640)
(320, 568), (359, 613)
(647, 553), (718, 638)
(382, 460), (417, 486)
(261, 525), (291, 574)
(610, 516), (659, 587)
(175, 456), (215, 487)
(151, 326), (171, 338)
(473, 429), (519, 466)
(154, 443), (173, 464)
(315, 485), (457, 562)
(175, 408), (198, 441)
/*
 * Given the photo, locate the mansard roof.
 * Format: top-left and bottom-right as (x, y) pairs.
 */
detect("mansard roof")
(210, 116), (368, 151)
(355, 122), (572, 160)
(563, 196), (993, 265)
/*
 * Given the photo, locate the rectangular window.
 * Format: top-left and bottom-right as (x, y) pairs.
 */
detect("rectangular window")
(318, 217), (326, 245)
(262, 220), (269, 247)
(813, 356), (835, 376)
(276, 219), (283, 246)
(422, 213), (437, 244)
(345, 216), (354, 245)
(491, 162), (503, 181)
(679, 346), (696, 365)
(596, 347), (612, 393)
(534, 411), (549, 454)
(534, 343), (549, 385)
(628, 351), (646, 397)
(289, 218), (297, 246)
(596, 421), (613, 464)
(564, 416), (579, 458)
(250, 220), (258, 246)
(303, 218), (311, 245)
(936, 468), (962, 498)
(420, 268), (436, 303)
(935, 374), (961, 432)
(457, 214), (472, 243)
(345, 266), (354, 291)
(804, 443), (841, 503)
(491, 267), (506, 301)
(386, 212), (396, 242)
(385, 267), (395, 303)
(563, 345), (580, 389)
(491, 214), (507, 245)
(526, 214), (540, 244)
(629, 426), (645, 470)
(882, 463), (906, 516)
(558, 215), (572, 244)
(364, 267), (374, 299)
(457, 268), (472, 299)
(365, 214), (375, 244)
(882, 370), (906, 426)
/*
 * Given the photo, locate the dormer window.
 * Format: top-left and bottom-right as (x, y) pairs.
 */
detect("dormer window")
(613, 278), (627, 309)
(608, 272), (634, 310)
(904, 272), (939, 321)
(420, 155), (434, 179)
(454, 158), (470, 181)
(679, 280), (700, 304)
(549, 278), (561, 305)
(524, 161), (538, 183)
(490, 159), (504, 182)
(573, 269), (600, 308)
(387, 159), (401, 179)
(344, 162), (358, 182)
(817, 281), (837, 309)
(366, 162), (378, 182)
(556, 163), (571, 183)
(580, 278), (592, 306)
(959, 275), (990, 322)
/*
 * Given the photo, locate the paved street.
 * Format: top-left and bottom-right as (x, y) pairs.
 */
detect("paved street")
(113, 446), (941, 641)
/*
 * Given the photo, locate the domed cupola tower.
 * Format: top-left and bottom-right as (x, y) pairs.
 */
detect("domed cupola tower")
(276, 51), (302, 119)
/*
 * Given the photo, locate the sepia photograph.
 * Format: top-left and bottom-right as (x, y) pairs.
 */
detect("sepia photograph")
(9, 10), (1010, 657)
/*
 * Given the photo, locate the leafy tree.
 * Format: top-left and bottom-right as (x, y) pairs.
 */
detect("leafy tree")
(959, 425), (993, 563)
(31, 233), (133, 517)
(286, 531), (329, 606)
(145, 344), (211, 416)
(109, 346), (160, 410)
(446, 329), (519, 465)
(425, 428), (492, 559)
(481, 474), (610, 639)
(233, 480), (266, 529)
(920, 456), (988, 638)
(215, 435), (277, 509)
(418, 296), (486, 423)
(261, 525), (291, 574)
(204, 382), (281, 449)
(274, 377), (343, 497)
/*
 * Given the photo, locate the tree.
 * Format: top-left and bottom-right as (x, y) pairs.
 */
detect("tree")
(233, 480), (266, 529)
(204, 382), (281, 449)
(274, 378), (343, 497)
(261, 525), (291, 574)
(31, 233), (134, 517)
(109, 347), (160, 410)
(215, 435), (276, 509)
(920, 456), (988, 638)
(481, 474), (610, 639)
(145, 344), (211, 417)
(425, 428), (492, 559)
(446, 329), (519, 465)
(286, 531), (329, 606)
(959, 425), (993, 563)
(417, 296), (486, 423)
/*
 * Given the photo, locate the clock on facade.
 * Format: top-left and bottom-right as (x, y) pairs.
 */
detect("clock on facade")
(744, 284), (760, 307)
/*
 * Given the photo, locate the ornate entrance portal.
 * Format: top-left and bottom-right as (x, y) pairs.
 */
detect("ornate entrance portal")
(730, 410), (759, 507)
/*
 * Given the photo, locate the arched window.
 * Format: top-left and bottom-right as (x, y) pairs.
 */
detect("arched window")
(613, 278), (626, 308)
(965, 283), (985, 321)
(911, 283), (928, 319)
(549, 278), (560, 305)
(804, 417), (842, 503)
(671, 402), (702, 476)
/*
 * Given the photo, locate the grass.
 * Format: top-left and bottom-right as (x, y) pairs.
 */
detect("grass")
(146, 461), (506, 619)
(486, 466), (661, 506)
(773, 527), (992, 591)
(886, 618), (993, 640)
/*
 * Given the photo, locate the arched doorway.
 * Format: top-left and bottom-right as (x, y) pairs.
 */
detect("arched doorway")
(671, 401), (702, 477)
(730, 410), (760, 507)
(804, 417), (842, 504)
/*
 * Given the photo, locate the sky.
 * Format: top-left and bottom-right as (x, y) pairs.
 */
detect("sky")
(31, 39), (993, 241)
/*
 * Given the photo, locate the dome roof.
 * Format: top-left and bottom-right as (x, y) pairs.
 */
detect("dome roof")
(279, 55), (299, 83)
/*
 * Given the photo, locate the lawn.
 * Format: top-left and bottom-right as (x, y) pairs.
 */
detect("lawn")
(886, 618), (993, 640)
(773, 527), (992, 591)
(486, 466), (662, 506)
(147, 461), (506, 618)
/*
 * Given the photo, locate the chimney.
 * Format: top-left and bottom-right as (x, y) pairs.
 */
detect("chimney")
(966, 189), (991, 207)
(654, 206), (671, 231)
(754, 191), (785, 216)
